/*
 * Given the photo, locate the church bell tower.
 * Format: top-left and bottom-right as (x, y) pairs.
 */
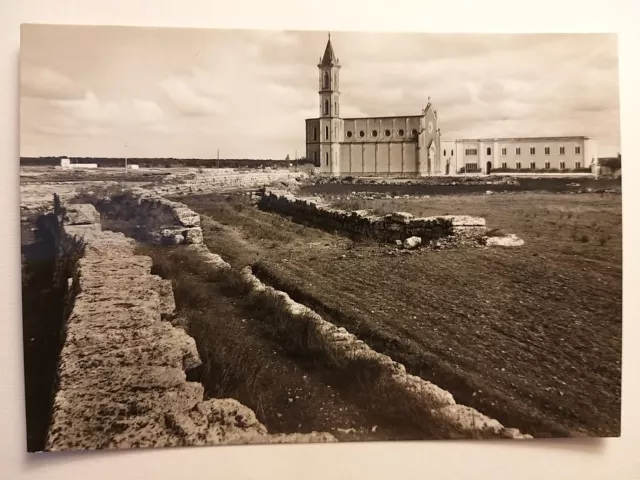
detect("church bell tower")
(317, 33), (342, 174)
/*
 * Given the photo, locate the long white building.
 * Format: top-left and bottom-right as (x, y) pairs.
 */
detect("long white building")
(441, 137), (598, 175)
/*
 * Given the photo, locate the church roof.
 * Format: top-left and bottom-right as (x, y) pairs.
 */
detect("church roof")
(319, 34), (338, 66)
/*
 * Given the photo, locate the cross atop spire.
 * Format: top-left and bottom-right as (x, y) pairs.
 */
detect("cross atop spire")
(319, 32), (338, 67)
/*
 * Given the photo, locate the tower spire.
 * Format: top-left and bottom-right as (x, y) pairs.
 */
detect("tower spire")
(319, 32), (338, 67)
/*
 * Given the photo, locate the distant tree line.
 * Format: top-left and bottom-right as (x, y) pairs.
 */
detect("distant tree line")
(20, 156), (313, 169)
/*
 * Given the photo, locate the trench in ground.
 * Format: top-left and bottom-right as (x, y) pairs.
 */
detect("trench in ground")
(21, 212), (67, 452)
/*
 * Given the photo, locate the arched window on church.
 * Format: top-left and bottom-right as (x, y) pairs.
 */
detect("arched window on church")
(323, 72), (329, 89)
(313, 127), (317, 141)
(487, 147), (492, 155)
(335, 101), (338, 116)
(325, 126), (329, 140)
(325, 152), (329, 166)
(324, 100), (329, 115)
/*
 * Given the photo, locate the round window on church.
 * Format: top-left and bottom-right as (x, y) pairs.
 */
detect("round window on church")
(398, 129), (405, 136)
(359, 131), (365, 138)
(346, 131), (353, 138)
(411, 129), (418, 136)
(384, 129), (391, 137)
(372, 130), (378, 137)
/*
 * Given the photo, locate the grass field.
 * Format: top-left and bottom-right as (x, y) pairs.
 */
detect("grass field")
(177, 190), (622, 438)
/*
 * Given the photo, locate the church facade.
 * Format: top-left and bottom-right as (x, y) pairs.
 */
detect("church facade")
(305, 36), (598, 177)
(305, 36), (442, 177)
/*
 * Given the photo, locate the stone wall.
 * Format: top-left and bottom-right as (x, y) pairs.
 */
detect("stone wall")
(40, 197), (334, 451)
(149, 168), (309, 197)
(184, 243), (532, 440)
(258, 189), (487, 244)
(91, 188), (204, 245)
(21, 181), (124, 211)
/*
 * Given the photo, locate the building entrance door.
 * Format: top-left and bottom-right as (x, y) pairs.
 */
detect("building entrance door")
(486, 161), (492, 175)
(428, 143), (436, 175)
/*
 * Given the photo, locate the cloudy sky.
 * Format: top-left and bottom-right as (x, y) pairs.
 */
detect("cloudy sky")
(20, 25), (620, 158)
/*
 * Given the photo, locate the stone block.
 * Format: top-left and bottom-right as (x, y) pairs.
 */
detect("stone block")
(403, 236), (422, 249)
(63, 204), (100, 225)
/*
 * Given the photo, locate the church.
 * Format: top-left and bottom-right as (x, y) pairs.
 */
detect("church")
(305, 35), (443, 177)
(305, 35), (598, 177)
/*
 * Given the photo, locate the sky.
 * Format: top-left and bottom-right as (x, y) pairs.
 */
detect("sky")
(20, 25), (621, 159)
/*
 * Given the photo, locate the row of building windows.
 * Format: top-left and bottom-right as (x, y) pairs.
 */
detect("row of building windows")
(344, 128), (418, 139)
(314, 150), (584, 171)
(464, 163), (480, 172)
(462, 145), (582, 156)
(507, 161), (581, 169)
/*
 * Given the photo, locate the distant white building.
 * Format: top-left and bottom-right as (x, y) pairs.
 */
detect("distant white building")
(441, 136), (598, 175)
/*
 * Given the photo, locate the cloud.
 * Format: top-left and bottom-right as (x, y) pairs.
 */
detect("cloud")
(132, 99), (165, 124)
(21, 66), (87, 100)
(22, 90), (166, 142)
(50, 92), (121, 124)
(19, 27), (620, 158)
(159, 76), (221, 116)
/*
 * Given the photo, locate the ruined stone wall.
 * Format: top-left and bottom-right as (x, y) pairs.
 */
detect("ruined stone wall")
(92, 188), (204, 245)
(41, 198), (334, 451)
(150, 168), (309, 196)
(259, 189), (487, 244)
(184, 243), (532, 440)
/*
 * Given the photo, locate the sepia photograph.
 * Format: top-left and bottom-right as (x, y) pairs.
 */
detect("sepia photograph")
(19, 24), (622, 453)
